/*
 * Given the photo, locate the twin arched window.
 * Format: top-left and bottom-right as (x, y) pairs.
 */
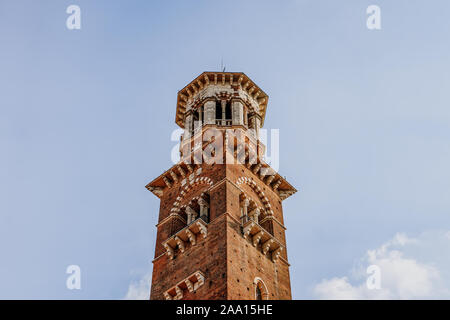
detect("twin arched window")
(215, 100), (232, 124)
(187, 99), (252, 133)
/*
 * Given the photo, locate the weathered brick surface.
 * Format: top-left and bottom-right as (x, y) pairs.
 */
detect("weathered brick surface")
(150, 163), (292, 300)
(151, 213), (228, 300)
(226, 164), (289, 262)
(226, 214), (291, 299)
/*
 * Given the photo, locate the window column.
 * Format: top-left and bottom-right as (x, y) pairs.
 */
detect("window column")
(198, 198), (209, 222)
(221, 100), (226, 125)
(204, 100), (216, 125)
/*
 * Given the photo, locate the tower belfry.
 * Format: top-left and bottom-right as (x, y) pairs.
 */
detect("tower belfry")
(146, 72), (296, 300)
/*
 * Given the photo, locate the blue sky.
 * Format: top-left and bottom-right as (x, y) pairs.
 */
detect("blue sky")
(0, 0), (449, 299)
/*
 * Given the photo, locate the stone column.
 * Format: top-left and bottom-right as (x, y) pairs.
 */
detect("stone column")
(184, 113), (193, 138)
(250, 208), (260, 224)
(186, 209), (192, 225)
(254, 116), (261, 139)
(198, 198), (209, 222)
(186, 206), (197, 224)
(242, 198), (250, 223)
(204, 100), (215, 125)
(221, 100), (226, 125)
(232, 100), (244, 126)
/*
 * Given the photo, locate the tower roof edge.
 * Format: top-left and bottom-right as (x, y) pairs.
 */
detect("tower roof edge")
(175, 72), (269, 128)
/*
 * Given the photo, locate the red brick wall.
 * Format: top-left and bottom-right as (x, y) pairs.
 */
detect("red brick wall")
(150, 214), (228, 300)
(226, 214), (292, 299)
(224, 165), (291, 299)
(150, 163), (292, 300)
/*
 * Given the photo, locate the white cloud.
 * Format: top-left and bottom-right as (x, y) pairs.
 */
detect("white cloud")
(124, 271), (152, 300)
(313, 230), (450, 299)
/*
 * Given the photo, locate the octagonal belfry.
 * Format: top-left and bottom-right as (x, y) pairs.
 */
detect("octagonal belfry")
(146, 72), (296, 300)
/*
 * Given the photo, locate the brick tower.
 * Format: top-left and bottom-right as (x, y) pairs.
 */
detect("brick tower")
(146, 72), (296, 300)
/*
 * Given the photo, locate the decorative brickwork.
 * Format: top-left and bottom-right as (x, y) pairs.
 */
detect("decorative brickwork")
(164, 271), (205, 300)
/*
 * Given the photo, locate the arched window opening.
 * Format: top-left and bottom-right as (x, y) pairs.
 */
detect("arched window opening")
(225, 102), (232, 122)
(215, 101), (222, 123)
(214, 100), (232, 126)
(240, 195), (259, 224)
(193, 110), (199, 122)
(170, 208), (188, 236)
(256, 286), (262, 300)
(182, 192), (210, 226)
(248, 114), (254, 129)
(254, 278), (269, 300)
(192, 108), (202, 134)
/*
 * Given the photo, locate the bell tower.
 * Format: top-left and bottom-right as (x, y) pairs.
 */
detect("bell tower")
(146, 72), (296, 300)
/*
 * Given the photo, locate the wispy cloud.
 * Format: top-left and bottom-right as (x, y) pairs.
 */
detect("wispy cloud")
(124, 271), (152, 300)
(313, 230), (450, 299)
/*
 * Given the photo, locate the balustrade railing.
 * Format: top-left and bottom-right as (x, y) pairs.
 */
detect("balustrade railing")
(215, 119), (232, 126)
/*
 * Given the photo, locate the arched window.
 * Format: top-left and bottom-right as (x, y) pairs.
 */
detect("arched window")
(193, 109), (199, 122)
(253, 277), (269, 300)
(225, 101), (232, 120)
(214, 100), (232, 125)
(215, 101), (222, 121)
